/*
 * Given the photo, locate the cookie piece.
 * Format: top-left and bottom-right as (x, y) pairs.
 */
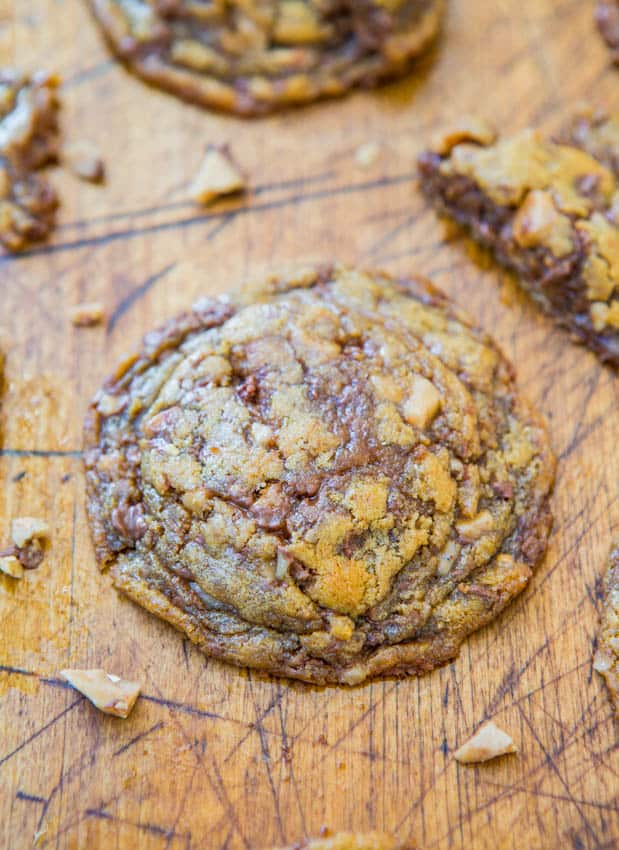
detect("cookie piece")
(84, 265), (555, 686)
(0, 69), (60, 252)
(593, 537), (619, 716)
(597, 0), (619, 63)
(87, 0), (444, 115)
(267, 833), (412, 850)
(419, 124), (619, 367)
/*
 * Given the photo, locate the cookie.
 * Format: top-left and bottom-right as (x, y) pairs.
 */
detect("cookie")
(593, 537), (619, 716)
(84, 265), (555, 686)
(267, 833), (412, 850)
(418, 121), (619, 367)
(0, 69), (60, 252)
(87, 0), (444, 115)
(596, 0), (619, 63)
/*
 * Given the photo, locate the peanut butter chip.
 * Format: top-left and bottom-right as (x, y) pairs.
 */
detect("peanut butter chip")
(190, 145), (246, 205)
(512, 190), (574, 257)
(456, 509), (494, 542)
(400, 374), (442, 429)
(433, 116), (497, 155)
(0, 555), (24, 579)
(64, 140), (105, 182)
(60, 668), (141, 718)
(70, 302), (105, 327)
(454, 721), (517, 763)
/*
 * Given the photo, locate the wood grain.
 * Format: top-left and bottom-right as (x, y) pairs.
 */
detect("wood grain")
(1, 2), (618, 849)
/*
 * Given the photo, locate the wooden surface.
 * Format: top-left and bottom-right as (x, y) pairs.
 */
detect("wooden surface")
(1, 2), (618, 849)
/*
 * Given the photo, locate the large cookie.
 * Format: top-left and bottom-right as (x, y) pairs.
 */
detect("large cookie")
(84, 265), (555, 686)
(87, 0), (444, 115)
(593, 537), (619, 716)
(419, 120), (619, 367)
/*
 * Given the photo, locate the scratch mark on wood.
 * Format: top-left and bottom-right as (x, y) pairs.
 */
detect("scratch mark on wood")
(0, 173), (416, 262)
(107, 262), (176, 334)
(0, 700), (81, 769)
(113, 721), (165, 757)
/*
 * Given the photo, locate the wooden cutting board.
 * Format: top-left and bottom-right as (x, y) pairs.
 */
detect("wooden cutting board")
(1, 2), (618, 848)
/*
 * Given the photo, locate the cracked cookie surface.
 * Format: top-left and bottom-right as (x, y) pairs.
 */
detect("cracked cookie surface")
(594, 537), (619, 716)
(84, 265), (555, 685)
(419, 121), (619, 367)
(87, 0), (444, 115)
(0, 69), (60, 252)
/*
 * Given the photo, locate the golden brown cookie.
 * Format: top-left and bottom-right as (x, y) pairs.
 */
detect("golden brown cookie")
(84, 265), (555, 685)
(87, 0), (444, 115)
(419, 122), (619, 367)
(0, 69), (60, 252)
(593, 537), (619, 716)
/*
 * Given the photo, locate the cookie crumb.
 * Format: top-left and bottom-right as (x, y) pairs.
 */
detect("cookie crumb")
(0, 554), (24, 579)
(60, 668), (141, 718)
(355, 142), (381, 169)
(190, 145), (246, 205)
(64, 141), (105, 182)
(454, 721), (517, 763)
(11, 517), (50, 549)
(70, 302), (105, 327)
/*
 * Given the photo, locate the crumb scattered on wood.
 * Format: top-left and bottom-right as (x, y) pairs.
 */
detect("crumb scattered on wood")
(8, 516), (50, 570)
(70, 301), (105, 327)
(64, 141), (105, 183)
(0, 554), (24, 579)
(355, 141), (381, 168)
(454, 721), (517, 764)
(11, 516), (49, 548)
(60, 668), (141, 718)
(190, 145), (246, 205)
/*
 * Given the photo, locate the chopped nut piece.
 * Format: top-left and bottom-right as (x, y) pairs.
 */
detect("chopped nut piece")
(190, 145), (246, 205)
(64, 141), (105, 182)
(512, 190), (574, 257)
(11, 516), (50, 548)
(60, 668), (141, 718)
(401, 375), (442, 429)
(454, 721), (517, 763)
(273, 1), (331, 44)
(456, 510), (494, 541)
(0, 554), (24, 579)
(355, 142), (381, 169)
(70, 301), (105, 327)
